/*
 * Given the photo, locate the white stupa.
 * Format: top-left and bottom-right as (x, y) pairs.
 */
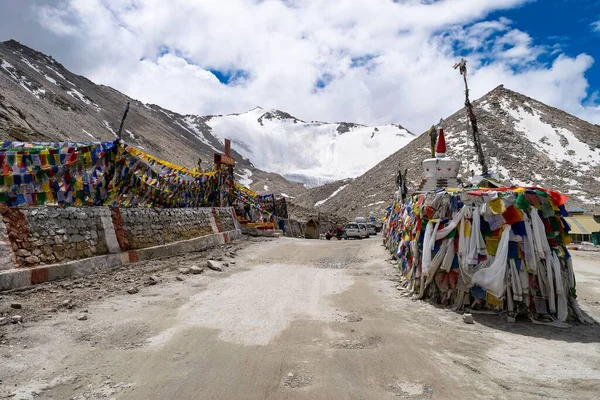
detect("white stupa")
(421, 129), (460, 191)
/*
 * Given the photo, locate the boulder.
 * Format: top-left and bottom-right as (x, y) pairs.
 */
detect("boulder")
(462, 313), (474, 324)
(190, 266), (204, 274)
(207, 260), (223, 272)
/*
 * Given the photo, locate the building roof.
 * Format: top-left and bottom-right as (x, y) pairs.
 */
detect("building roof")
(565, 215), (600, 235)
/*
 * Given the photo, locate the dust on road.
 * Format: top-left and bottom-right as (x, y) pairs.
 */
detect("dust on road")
(1, 237), (600, 400)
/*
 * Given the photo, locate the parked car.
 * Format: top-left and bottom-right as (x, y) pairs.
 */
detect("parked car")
(366, 224), (377, 235)
(343, 223), (362, 239)
(357, 223), (370, 238)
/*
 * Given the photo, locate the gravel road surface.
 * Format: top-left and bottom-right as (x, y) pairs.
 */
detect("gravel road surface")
(1, 237), (599, 399)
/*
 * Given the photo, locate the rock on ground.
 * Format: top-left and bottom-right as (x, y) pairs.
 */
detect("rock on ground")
(207, 260), (223, 272)
(190, 266), (204, 274)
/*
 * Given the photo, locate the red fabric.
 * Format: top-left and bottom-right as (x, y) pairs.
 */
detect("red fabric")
(436, 128), (447, 154)
(424, 206), (435, 219)
(543, 218), (551, 233)
(502, 205), (522, 225)
(527, 186), (569, 206)
(448, 270), (459, 287)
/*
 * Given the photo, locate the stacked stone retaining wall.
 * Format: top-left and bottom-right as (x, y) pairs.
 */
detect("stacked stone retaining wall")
(1, 207), (112, 268)
(281, 219), (305, 238)
(0, 206), (239, 271)
(118, 208), (215, 250)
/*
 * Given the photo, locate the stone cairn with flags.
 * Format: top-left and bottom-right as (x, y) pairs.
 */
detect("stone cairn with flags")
(382, 127), (591, 325)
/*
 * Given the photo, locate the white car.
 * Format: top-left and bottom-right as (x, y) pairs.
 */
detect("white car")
(343, 223), (362, 239)
(357, 223), (370, 238)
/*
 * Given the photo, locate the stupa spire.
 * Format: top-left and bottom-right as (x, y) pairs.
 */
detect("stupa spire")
(435, 128), (447, 158)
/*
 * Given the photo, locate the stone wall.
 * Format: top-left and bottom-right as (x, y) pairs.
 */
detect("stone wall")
(213, 207), (237, 232)
(0, 206), (239, 269)
(1, 207), (111, 268)
(118, 208), (215, 250)
(0, 217), (15, 270)
(280, 219), (305, 238)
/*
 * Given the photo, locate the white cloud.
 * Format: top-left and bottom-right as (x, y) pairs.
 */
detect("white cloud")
(29, 0), (600, 130)
(592, 20), (600, 33)
(35, 3), (79, 36)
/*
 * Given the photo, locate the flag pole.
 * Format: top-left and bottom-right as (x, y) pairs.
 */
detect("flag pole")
(453, 59), (488, 175)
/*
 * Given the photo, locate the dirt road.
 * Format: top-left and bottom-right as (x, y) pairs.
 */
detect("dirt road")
(2, 237), (600, 399)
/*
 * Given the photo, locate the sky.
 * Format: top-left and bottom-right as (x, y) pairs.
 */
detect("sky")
(0, 0), (599, 133)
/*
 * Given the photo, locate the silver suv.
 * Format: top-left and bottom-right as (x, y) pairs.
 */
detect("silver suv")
(343, 223), (367, 239)
(366, 224), (377, 235)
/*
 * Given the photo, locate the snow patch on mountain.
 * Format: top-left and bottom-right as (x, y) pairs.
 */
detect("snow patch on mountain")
(103, 120), (117, 137)
(44, 74), (58, 85)
(235, 168), (253, 187)
(82, 129), (95, 139)
(1, 58), (47, 99)
(20, 57), (41, 74)
(45, 65), (65, 80)
(315, 184), (348, 207)
(206, 108), (416, 186)
(364, 200), (385, 208)
(67, 89), (101, 111)
(504, 102), (600, 171)
(182, 116), (220, 152)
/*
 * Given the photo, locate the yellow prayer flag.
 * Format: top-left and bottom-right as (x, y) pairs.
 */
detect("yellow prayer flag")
(487, 292), (503, 307)
(488, 198), (506, 215)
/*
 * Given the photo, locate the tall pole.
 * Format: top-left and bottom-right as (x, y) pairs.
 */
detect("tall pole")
(117, 102), (130, 139)
(453, 59), (488, 175)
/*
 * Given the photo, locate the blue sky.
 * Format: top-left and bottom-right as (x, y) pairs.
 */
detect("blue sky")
(491, 0), (600, 102)
(0, 0), (599, 131)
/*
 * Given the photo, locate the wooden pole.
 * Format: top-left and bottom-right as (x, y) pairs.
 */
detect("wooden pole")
(117, 102), (130, 139)
(453, 59), (488, 175)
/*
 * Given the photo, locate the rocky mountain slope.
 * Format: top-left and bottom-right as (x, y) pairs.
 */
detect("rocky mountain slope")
(0, 40), (415, 196)
(307, 85), (600, 218)
(0, 40), (240, 169)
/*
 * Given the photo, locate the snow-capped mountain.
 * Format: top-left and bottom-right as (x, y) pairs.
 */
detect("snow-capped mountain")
(297, 85), (600, 217)
(0, 39), (414, 193)
(197, 108), (415, 187)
